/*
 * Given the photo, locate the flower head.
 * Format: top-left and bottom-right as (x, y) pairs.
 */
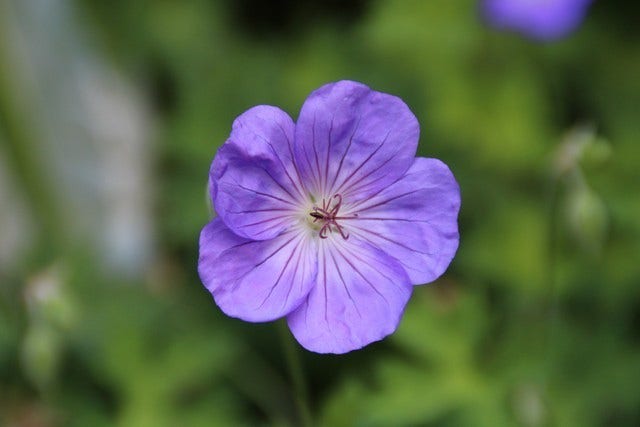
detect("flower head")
(482, 0), (594, 41)
(198, 81), (460, 354)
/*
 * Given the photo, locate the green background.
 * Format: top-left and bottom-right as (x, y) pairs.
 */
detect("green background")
(1, 0), (639, 426)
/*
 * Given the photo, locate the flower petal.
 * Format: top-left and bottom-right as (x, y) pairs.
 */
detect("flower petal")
(483, 0), (593, 40)
(287, 237), (412, 354)
(212, 106), (306, 240)
(293, 80), (419, 201)
(198, 219), (318, 322)
(344, 157), (460, 285)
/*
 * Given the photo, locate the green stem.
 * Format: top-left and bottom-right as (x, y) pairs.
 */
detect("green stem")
(278, 320), (313, 427)
(0, 13), (64, 253)
(542, 170), (563, 390)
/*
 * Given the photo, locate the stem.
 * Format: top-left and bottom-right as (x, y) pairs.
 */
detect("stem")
(0, 11), (64, 253)
(278, 320), (313, 427)
(542, 168), (563, 391)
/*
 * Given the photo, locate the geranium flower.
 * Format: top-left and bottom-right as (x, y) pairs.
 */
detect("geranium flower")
(482, 0), (594, 41)
(198, 81), (460, 354)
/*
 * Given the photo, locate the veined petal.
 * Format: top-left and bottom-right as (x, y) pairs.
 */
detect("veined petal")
(287, 237), (412, 354)
(198, 219), (318, 322)
(345, 157), (460, 285)
(293, 80), (419, 201)
(212, 106), (306, 240)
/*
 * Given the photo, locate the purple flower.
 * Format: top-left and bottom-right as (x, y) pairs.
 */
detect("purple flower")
(198, 81), (460, 354)
(483, 0), (594, 41)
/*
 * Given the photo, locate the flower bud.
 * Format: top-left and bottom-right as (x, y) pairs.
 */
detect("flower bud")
(565, 185), (608, 256)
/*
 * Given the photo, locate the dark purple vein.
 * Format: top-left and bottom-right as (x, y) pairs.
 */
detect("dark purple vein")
(328, 116), (361, 195)
(281, 240), (305, 311)
(328, 247), (361, 318)
(333, 130), (391, 196)
(227, 180), (297, 207)
(324, 116), (334, 195)
(352, 188), (423, 213)
(334, 246), (390, 306)
(258, 238), (301, 309)
(311, 111), (324, 193)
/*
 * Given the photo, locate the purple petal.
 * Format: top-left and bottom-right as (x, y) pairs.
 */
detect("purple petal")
(198, 219), (318, 322)
(344, 157), (460, 285)
(212, 106), (306, 240)
(287, 238), (412, 354)
(483, 0), (593, 41)
(293, 80), (419, 201)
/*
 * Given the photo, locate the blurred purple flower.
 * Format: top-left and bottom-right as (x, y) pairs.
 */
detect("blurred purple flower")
(198, 81), (460, 354)
(483, 0), (594, 41)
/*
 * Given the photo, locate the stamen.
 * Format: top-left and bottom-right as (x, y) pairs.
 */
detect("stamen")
(310, 211), (324, 221)
(309, 193), (349, 240)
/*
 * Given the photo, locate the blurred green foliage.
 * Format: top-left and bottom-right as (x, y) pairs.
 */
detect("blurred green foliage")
(1, 0), (639, 426)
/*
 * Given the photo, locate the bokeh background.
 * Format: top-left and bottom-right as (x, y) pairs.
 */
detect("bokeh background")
(1, 0), (639, 426)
